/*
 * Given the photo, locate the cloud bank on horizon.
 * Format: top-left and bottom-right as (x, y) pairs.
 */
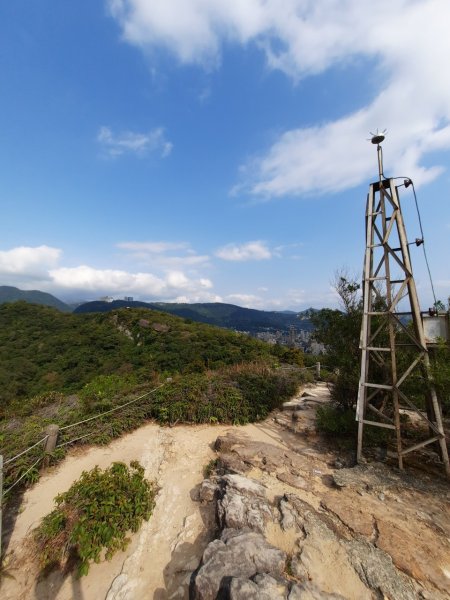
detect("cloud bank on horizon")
(0, 244), (219, 303)
(0, 240), (317, 308)
(109, 0), (450, 195)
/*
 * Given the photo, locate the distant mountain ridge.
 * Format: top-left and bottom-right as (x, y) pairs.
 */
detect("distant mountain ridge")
(0, 286), (318, 332)
(74, 299), (316, 333)
(0, 285), (71, 312)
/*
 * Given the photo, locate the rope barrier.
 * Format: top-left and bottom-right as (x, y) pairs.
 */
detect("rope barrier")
(57, 430), (103, 449)
(2, 365), (326, 495)
(1, 384), (165, 497)
(3, 436), (49, 466)
(59, 384), (164, 431)
(3, 456), (43, 496)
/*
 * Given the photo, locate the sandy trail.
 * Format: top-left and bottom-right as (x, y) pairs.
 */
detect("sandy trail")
(4, 381), (448, 599)
(1, 390), (312, 600)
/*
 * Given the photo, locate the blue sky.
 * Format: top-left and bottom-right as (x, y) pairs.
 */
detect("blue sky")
(0, 0), (449, 310)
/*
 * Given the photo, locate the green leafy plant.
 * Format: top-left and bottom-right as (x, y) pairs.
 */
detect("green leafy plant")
(203, 458), (218, 478)
(79, 374), (133, 413)
(430, 340), (450, 415)
(315, 404), (357, 436)
(34, 461), (156, 576)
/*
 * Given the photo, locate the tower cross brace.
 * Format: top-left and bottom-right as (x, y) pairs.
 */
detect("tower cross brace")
(356, 140), (449, 476)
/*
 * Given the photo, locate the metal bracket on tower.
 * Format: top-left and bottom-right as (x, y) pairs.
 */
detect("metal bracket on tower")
(356, 133), (449, 477)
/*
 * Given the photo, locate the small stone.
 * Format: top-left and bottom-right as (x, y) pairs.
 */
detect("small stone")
(199, 480), (218, 503)
(334, 458), (345, 470)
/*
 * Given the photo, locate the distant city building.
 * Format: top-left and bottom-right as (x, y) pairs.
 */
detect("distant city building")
(288, 325), (296, 347)
(309, 341), (325, 355)
(124, 296), (134, 302)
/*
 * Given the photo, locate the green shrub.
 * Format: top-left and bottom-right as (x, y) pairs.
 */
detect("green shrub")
(79, 374), (133, 413)
(34, 461), (156, 576)
(29, 391), (65, 410)
(316, 404), (390, 446)
(430, 341), (450, 415)
(315, 405), (357, 436)
(149, 364), (304, 425)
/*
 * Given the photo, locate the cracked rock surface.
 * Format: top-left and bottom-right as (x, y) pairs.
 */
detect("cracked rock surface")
(192, 383), (450, 600)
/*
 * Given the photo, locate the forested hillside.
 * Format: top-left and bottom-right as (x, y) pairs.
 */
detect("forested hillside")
(0, 302), (308, 491)
(74, 300), (316, 333)
(0, 285), (70, 312)
(0, 301), (303, 416)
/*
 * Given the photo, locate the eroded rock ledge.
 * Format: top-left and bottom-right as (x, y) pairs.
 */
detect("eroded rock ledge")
(190, 431), (449, 600)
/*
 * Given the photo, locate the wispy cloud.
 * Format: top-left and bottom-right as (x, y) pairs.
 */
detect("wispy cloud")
(97, 126), (173, 158)
(215, 241), (272, 261)
(117, 240), (210, 269)
(109, 0), (450, 196)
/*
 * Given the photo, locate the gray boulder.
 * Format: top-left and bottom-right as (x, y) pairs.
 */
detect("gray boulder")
(193, 529), (286, 600)
(217, 474), (272, 533)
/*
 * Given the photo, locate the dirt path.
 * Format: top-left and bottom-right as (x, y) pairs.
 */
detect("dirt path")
(4, 381), (448, 599)
(2, 423), (228, 599)
(1, 384), (319, 600)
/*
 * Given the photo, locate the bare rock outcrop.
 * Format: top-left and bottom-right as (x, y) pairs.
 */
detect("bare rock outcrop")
(191, 423), (449, 600)
(217, 474), (273, 533)
(193, 529), (286, 600)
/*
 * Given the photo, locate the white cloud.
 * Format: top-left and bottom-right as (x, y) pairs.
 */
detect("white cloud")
(117, 240), (210, 269)
(50, 265), (213, 300)
(0, 245), (61, 279)
(174, 292), (222, 303)
(226, 293), (265, 308)
(109, 0), (450, 196)
(0, 245), (215, 302)
(97, 126), (172, 158)
(118, 241), (189, 253)
(215, 241), (271, 261)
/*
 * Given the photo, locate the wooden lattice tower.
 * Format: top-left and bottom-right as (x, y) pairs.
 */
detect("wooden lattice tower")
(356, 135), (449, 476)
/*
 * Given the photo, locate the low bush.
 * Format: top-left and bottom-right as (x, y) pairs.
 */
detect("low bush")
(79, 374), (135, 413)
(316, 404), (390, 447)
(150, 363), (305, 425)
(2, 363), (306, 501)
(315, 404), (357, 436)
(34, 461), (156, 576)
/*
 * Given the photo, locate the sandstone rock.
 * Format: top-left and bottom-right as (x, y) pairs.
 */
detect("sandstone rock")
(226, 577), (273, 599)
(192, 426), (441, 600)
(226, 574), (287, 599)
(277, 471), (308, 490)
(279, 497), (298, 531)
(217, 452), (249, 475)
(214, 433), (244, 452)
(193, 529), (286, 600)
(288, 582), (346, 600)
(321, 495), (374, 538)
(346, 538), (418, 600)
(217, 474), (273, 533)
(199, 479), (219, 503)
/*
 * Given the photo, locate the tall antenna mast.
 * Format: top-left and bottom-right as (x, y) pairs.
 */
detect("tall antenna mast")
(356, 133), (449, 476)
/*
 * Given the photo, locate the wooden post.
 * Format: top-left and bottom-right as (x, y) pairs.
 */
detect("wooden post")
(315, 362), (321, 379)
(43, 424), (59, 467)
